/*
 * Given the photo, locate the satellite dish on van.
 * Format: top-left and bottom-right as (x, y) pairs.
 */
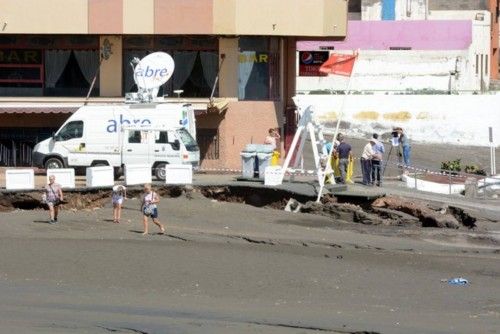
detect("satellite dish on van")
(133, 52), (175, 90)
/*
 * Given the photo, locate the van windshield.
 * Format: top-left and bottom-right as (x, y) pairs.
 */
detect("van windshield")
(176, 128), (198, 152)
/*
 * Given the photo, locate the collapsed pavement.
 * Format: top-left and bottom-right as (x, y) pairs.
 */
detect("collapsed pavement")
(0, 184), (490, 230)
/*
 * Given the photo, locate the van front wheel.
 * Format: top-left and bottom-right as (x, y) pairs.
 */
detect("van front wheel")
(44, 157), (64, 169)
(155, 163), (167, 181)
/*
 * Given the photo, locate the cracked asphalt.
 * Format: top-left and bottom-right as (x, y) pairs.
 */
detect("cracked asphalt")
(0, 195), (499, 334)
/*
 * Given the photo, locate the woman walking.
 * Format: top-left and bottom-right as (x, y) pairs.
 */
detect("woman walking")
(44, 175), (63, 224)
(141, 184), (165, 235)
(112, 185), (127, 223)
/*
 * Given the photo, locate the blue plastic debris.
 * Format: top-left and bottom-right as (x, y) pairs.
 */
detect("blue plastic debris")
(447, 278), (469, 286)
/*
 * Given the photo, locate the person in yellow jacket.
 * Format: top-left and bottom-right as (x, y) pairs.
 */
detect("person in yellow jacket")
(325, 133), (353, 184)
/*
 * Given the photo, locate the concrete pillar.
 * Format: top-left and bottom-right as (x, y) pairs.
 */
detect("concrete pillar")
(285, 37), (297, 107)
(218, 37), (239, 98)
(99, 35), (122, 97)
(489, 0), (499, 80)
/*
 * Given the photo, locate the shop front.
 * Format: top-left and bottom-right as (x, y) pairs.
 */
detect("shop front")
(0, 0), (347, 169)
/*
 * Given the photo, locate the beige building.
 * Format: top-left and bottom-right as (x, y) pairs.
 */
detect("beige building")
(0, 0), (347, 169)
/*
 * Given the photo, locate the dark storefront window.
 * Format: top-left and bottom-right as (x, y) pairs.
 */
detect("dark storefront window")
(238, 37), (280, 101)
(0, 35), (99, 97)
(123, 36), (219, 98)
(0, 127), (58, 166)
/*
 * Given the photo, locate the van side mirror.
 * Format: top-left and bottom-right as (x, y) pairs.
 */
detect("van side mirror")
(171, 139), (180, 151)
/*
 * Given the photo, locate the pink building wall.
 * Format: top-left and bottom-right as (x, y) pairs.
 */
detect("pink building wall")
(88, 0), (123, 34)
(297, 20), (472, 51)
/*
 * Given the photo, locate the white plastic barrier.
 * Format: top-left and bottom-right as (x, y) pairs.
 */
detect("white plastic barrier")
(5, 169), (35, 190)
(125, 164), (152, 185)
(403, 174), (465, 195)
(86, 166), (114, 187)
(479, 175), (500, 190)
(264, 166), (283, 186)
(165, 164), (193, 185)
(47, 169), (75, 188)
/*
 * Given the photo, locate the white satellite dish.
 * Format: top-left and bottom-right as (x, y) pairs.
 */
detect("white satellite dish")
(133, 52), (175, 90)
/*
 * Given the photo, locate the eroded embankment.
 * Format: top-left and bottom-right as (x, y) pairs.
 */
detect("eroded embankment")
(0, 185), (489, 229)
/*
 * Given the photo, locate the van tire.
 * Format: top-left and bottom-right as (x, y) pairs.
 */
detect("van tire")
(155, 163), (167, 181)
(44, 157), (64, 169)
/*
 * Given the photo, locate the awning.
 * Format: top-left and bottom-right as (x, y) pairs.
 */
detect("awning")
(0, 107), (78, 114)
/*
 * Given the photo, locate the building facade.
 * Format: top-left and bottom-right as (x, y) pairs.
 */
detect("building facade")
(296, 0), (498, 94)
(0, 0), (348, 169)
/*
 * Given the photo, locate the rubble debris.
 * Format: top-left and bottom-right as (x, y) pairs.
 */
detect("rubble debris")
(447, 206), (477, 229)
(301, 201), (386, 225)
(371, 207), (420, 225)
(372, 196), (461, 229)
(285, 198), (302, 212)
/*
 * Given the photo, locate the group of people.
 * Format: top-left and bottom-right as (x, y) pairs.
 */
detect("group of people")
(326, 127), (411, 186)
(44, 176), (165, 235)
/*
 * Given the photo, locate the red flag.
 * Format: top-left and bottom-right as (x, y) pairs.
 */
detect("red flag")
(319, 53), (357, 76)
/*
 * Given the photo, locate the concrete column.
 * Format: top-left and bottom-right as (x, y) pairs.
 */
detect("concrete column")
(285, 37), (297, 107)
(218, 37), (239, 98)
(99, 35), (122, 97)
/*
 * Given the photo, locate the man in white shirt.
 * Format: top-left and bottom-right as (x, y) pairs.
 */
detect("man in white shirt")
(360, 138), (376, 185)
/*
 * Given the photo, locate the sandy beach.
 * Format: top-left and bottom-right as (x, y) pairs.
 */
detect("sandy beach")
(0, 190), (499, 334)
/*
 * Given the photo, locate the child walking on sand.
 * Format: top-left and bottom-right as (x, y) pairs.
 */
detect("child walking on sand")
(141, 184), (165, 235)
(112, 185), (127, 223)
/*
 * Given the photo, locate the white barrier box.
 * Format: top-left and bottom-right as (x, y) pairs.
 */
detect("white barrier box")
(86, 166), (114, 187)
(404, 174), (465, 195)
(264, 166), (283, 186)
(47, 169), (75, 188)
(479, 175), (500, 190)
(5, 169), (35, 190)
(165, 164), (193, 185)
(125, 164), (152, 185)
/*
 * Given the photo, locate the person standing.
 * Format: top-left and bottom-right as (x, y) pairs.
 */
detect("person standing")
(264, 128), (281, 150)
(336, 134), (352, 184)
(112, 185), (127, 224)
(360, 138), (376, 185)
(371, 134), (385, 186)
(45, 175), (63, 224)
(141, 184), (165, 235)
(264, 127), (281, 166)
(396, 127), (411, 168)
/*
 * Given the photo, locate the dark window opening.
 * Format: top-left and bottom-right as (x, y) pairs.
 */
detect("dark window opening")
(238, 37), (280, 101)
(45, 51), (98, 97)
(128, 131), (142, 144)
(0, 127), (58, 167)
(389, 47), (412, 50)
(348, 0), (361, 12)
(0, 35), (99, 97)
(122, 36), (219, 98)
(156, 131), (169, 144)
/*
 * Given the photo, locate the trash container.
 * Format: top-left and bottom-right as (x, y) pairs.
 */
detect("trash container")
(240, 151), (257, 178)
(257, 152), (273, 179)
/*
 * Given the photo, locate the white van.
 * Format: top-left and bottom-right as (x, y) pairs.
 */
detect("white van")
(33, 103), (200, 180)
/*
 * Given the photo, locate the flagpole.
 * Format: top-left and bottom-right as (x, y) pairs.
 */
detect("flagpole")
(316, 50), (358, 202)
